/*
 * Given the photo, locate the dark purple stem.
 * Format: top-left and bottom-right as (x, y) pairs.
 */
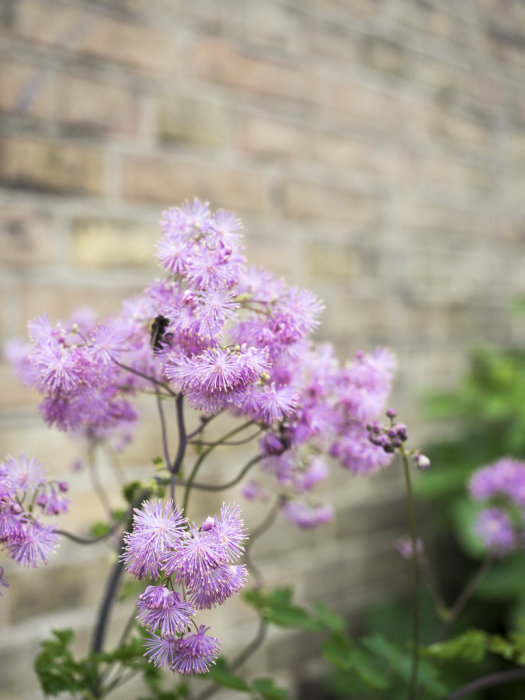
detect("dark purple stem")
(445, 668), (525, 699)
(177, 454), (263, 493)
(155, 392), (172, 472)
(170, 394), (186, 502)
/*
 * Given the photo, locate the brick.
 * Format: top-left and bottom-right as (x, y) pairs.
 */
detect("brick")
(239, 2), (303, 54)
(20, 284), (136, 324)
(158, 94), (230, 147)
(0, 61), (53, 118)
(0, 208), (54, 264)
(0, 137), (104, 196)
(328, 78), (402, 130)
(122, 155), (268, 213)
(239, 116), (298, 160)
(0, 364), (38, 409)
(191, 36), (314, 103)
(282, 179), (381, 224)
(16, 0), (179, 73)
(55, 74), (141, 135)
(362, 36), (408, 77)
(72, 218), (158, 267)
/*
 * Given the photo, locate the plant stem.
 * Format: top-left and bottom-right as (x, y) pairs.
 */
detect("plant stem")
(155, 392), (171, 472)
(182, 421), (256, 512)
(438, 555), (493, 640)
(400, 445), (420, 700)
(178, 454), (263, 495)
(445, 667), (525, 699)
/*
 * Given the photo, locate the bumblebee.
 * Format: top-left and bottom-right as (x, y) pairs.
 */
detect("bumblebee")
(149, 315), (170, 351)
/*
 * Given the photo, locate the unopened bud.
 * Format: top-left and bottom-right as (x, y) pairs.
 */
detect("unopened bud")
(414, 453), (431, 470)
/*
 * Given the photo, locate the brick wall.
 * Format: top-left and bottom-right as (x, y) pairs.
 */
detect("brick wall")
(1, 0), (525, 697)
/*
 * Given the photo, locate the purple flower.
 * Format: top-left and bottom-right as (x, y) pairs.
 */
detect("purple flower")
(122, 500), (186, 581)
(0, 455), (46, 494)
(137, 586), (195, 636)
(187, 564), (248, 609)
(144, 632), (176, 668)
(283, 499), (334, 529)
(469, 458), (525, 508)
(170, 625), (221, 675)
(167, 346), (268, 395)
(7, 520), (59, 567)
(474, 508), (517, 557)
(395, 537), (424, 559)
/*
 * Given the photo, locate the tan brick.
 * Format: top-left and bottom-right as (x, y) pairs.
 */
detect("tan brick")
(0, 209), (54, 265)
(0, 364), (38, 409)
(306, 240), (358, 279)
(122, 155), (268, 213)
(239, 116), (298, 159)
(16, 0), (179, 73)
(329, 79), (402, 129)
(283, 179), (381, 224)
(72, 218), (158, 267)
(0, 61), (53, 118)
(55, 74), (141, 134)
(191, 36), (313, 102)
(0, 137), (104, 196)
(158, 94), (230, 147)
(20, 285), (136, 324)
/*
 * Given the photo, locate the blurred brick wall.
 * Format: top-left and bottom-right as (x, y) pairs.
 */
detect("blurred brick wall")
(1, 0), (525, 697)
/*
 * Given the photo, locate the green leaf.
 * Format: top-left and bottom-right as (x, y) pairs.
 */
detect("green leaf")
(322, 631), (353, 671)
(364, 634), (448, 697)
(243, 587), (320, 631)
(313, 602), (345, 632)
(251, 677), (289, 699)
(122, 480), (144, 505)
(204, 659), (250, 691)
(89, 521), (111, 538)
(424, 629), (488, 663)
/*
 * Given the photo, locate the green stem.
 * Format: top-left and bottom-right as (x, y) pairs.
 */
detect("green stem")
(182, 420), (255, 513)
(438, 555), (493, 640)
(400, 445), (420, 700)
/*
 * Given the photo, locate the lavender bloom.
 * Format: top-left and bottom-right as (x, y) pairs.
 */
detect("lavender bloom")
(187, 564), (248, 609)
(469, 458), (525, 508)
(395, 537), (424, 559)
(122, 500), (186, 581)
(144, 633), (177, 668)
(283, 499), (334, 529)
(137, 586), (195, 636)
(474, 508), (517, 557)
(8, 520), (59, 567)
(170, 625), (221, 675)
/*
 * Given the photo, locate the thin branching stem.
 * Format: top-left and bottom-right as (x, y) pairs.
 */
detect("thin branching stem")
(400, 445), (420, 700)
(438, 556), (493, 640)
(156, 392), (172, 473)
(445, 668), (525, 699)
(182, 421), (257, 512)
(188, 428), (263, 447)
(178, 454), (263, 497)
(115, 360), (176, 396)
(243, 497), (282, 588)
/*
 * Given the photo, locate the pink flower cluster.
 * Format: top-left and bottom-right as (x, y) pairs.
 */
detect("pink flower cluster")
(0, 455), (68, 584)
(122, 500), (247, 675)
(469, 458), (525, 556)
(8, 199), (397, 528)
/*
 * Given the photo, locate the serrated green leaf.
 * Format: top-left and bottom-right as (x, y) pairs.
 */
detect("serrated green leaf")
(424, 629), (488, 663)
